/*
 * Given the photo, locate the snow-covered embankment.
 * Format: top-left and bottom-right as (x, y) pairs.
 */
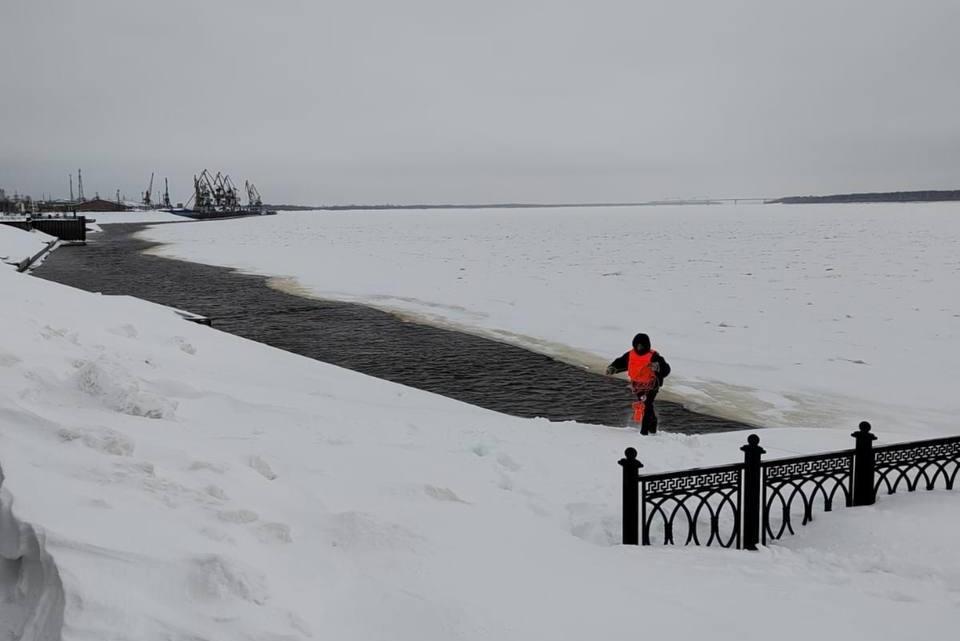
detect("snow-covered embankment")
(1, 222), (957, 640)
(0, 224), (57, 272)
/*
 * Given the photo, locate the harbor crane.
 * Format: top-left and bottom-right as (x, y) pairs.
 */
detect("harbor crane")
(245, 181), (262, 209)
(194, 170), (240, 212)
(142, 172), (154, 207)
(221, 175), (241, 209)
(189, 169), (271, 216)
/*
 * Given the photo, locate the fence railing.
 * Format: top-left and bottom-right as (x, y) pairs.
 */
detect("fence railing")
(620, 422), (960, 550)
(763, 448), (853, 543)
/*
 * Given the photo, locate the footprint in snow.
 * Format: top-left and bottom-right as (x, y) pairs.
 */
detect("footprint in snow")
(186, 554), (268, 605)
(173, 336), (197, 355)
(107, 323), (138, 339)
(497, 452), (521, 472)
(59, 426), (135, 456)
(188, 461), (226, 474)
(199, 527), (237, 544)
(218, 509), (259, 524)
(423, 485), (467, 503)
(469, 442), (492, 457)
(0, 353), (21, 367)
(205, 484), (228, 500)
(248, 455), (277, 480)
(255, 522), (293, 544)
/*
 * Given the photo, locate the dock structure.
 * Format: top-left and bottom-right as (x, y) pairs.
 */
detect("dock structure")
(1, 215), (89, 242)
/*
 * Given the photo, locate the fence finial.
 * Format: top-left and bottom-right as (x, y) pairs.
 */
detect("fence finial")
(741, 433), (764, 453)
(852, 421), (877, 443)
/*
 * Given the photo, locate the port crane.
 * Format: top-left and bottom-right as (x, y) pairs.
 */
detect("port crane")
(142, 172), (154, 207)
(245, 181), (262, 209)
(193, 170), (240, 212)
(182, 169), (272, 217)
(221, 175), (241, 209)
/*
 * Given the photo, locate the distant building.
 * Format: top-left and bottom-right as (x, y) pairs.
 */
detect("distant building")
(72, 198), (131, 212)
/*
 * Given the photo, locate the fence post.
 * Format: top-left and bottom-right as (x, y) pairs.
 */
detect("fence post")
(619, 447), (643, 545)
(851, 421), (877, 506)
(740, 434), (765, 550)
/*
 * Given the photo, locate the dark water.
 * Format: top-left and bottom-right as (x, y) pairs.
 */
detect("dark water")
(34, 223), (752, 434)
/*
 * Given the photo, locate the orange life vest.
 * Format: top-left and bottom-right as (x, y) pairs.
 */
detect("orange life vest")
(627, 349), (659, 392)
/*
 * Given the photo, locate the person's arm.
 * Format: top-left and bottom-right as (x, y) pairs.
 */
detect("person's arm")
(653, 353), (671, 384)
(605, 352), (630, 375)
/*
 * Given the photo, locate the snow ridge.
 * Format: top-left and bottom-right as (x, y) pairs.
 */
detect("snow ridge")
(0, 462), (65, 641)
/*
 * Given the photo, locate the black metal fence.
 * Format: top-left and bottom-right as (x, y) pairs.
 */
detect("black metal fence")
(620, 422), (960, 550)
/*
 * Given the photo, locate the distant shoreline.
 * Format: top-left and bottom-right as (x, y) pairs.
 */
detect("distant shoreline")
(767, 189), (960, 204)
(270, 189), (960, 211)
(267, 200), (721, 211)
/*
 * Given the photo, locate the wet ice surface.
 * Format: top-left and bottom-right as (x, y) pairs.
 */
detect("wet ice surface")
(34, 223), (751, 433)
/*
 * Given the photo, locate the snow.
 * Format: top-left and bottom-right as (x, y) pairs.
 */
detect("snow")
(0, 216), (957, 640)
(86, 210), (185, 225)
(0, 224), (55, 269)
(141, 203), (960, 435)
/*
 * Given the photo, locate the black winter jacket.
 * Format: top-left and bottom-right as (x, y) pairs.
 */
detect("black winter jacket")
(607, 350), (671, 387)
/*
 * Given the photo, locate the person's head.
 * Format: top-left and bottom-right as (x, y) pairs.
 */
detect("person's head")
(632, 333), (651, 354)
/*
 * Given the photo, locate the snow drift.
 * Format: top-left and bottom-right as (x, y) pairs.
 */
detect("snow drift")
(0, 462), (65, 641)
(0, 225), (56, 272)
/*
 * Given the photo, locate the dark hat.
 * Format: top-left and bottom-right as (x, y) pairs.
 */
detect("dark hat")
(632, 333), (651, 350)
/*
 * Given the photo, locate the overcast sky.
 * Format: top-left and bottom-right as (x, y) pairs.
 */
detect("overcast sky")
(2, 0), (959, 205)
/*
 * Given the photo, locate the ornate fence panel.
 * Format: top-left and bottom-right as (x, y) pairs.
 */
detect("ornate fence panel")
(639, 463), (743, 548)
(874, 437), (960, 495)
(619, 423), (960, 550)
(762, 451), (853, 543)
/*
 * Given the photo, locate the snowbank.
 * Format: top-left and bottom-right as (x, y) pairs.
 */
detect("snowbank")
(0, 242), (957, 639)
(0, 224), (56, 270)
(0, 462), (65, 641)
(141, 203), (960, 434)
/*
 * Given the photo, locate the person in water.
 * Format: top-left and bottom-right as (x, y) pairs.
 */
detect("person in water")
(606, 333), (671, 434)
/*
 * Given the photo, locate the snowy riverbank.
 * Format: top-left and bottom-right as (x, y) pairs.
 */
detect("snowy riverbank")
(142, 203), (960, 434)
(0, 224), (56, 270)
(1, 222), (957, 639)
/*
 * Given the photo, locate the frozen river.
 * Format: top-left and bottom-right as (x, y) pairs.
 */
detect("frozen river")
(138, 203), (960, 435)
(34, 223), (750, 432)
